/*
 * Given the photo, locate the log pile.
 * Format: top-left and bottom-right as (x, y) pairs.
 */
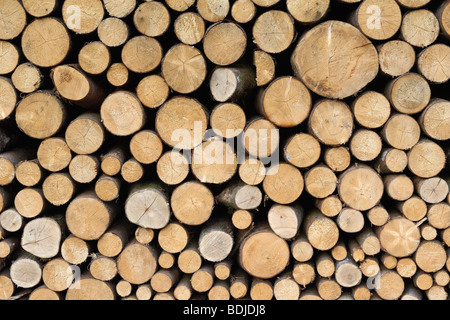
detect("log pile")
(0, 0), (449, 301)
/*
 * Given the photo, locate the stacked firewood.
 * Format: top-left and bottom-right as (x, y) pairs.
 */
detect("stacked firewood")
(0, 0), (449, 300)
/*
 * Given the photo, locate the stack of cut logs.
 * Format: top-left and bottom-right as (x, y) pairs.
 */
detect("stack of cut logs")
(0, 0), (448, 301)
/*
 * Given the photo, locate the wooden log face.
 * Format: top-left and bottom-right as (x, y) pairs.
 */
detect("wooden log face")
(292, 21), (379, 99)
(378, 217), (421, 258)
(0, 0), (27, 40)
(253, 10), (295, 54)
(22, 18), (71, 68)
(239, 230), (290, 279)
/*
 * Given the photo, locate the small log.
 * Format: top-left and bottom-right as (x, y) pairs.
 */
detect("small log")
(16, 91), (67, 140)
(381, 253), (398, 270)
(396, 257), (417, 278)
(116, 241), (158, 285)
(42, 258), (75, 293)
(214, 260), (232, 280)
(158, 222), (190, 254)
(121, 158), (144, 184)
(374, 148), (408, 174)
(52, 66), (106, 110)
(243, 117), (280, 159)
(383, 174), (414, 201)
(284, 133), (321, 169)
(349, 129), (382, 162)
(134, 227), (154, 246)
(253, 10), (295, 54)
(377, 214), (421, 258)
(21, 17), (71, 68)
(155, 96), (208, 150)
(0, 271), (15, 300)
(37, 137), (72, 173)
(378, 40), (416, 77)
(191, 265), (215, 293)
(97, 220), (132, 258)
(78, 41), (111, 75)
(349, 240), (365, 262)
(304, 165), (337, 199)
(414, 270), (433, 290)
(156, 151), (190, 186)
(352, 284), (371, 300)
(199, 220), (234, 262)
(177, 243), (203, 274)
(229, 270), (248, 299)
(158, 251), (175, 269)
(396, 0), (430, 8)
(42, 173), (76, 207)
(129, 130), (163, 165)
(273, 273), (300, 300)
(427, 203), (450, 230)
(420, 223), (437, 241)
(286, 0), (329, 24)
(150, 268), (180, 293)
(15, 160), (43, 187)
(375, 268), (405, 300)
(0, 237), (19, 259)
(116, 280), (132, 298)
(350, 0), (402, 40)
(263, 163), (304, 205)
(101, 91), (146, 137)
(10, 253), (43, 289)
(191, 138), (238, 184)
(210, 66), (256, 104)
(367, 205), (390, 227)
(101, 147), (126, 177)
(238, 157), (266, 186)
(208, 281), (231, 300)
(232, 209), (253, 230)
(331, 240), (348, 262)
(22, 0), (57, 17)
(338, 164), (384, 211)
(97, 18), (129, 48)
(408, 140), (446, 178)
(304, 209), (339, 251)
(400, 9), (439, 48)
(308, 100), (354, 146)
(136, 75), (169, 109)
(121, 36), (162, 74)
(133, 1), (170, 37)
(21, 216), (63, 259)
(203, 22), (247, 66)
(103, 0), (136, 18)
(419, 99), (450, 141)
(436, 0), (450, 39)
(356, 228), (381, 256)
(66, 191), (117, 241)
(291, 235), (314, 263)
(174, 276), (192, 300)
(106, 63), (129, 87)
(89, 255), (118, 281)
(335, 257), (362, 288)
(0, 41), (19, 76)
(268, 204), (303, 240)
(124, 184), (170, 230)
(0, 208), (24, 233)
(316, 252), (335, 278)
(174, 12), (205, 45)
(95, 175), (121, 202)
(257, 76), (311, 128)
(316, 277), (342, 300)
(249, 278), (273, 300)
(324, 147), (351, 173)
(136, 284), (153, 300)
(11, 63), (43, 94)
(161, 44), (207, 94)
(171, 181), (214, 226)
(417, 44), (450, 84)
(385, 73), (431, 115)
(62, 0), (104, 34)
(253, 50), (276, 87)
(216, 182), (262, 210)
(414, 177), (449, 204)
(315, 195), (342, 218)
(69, 154), (99, 184)
(231, 0), (256, 24)
(14, 187), (46, 219)
(414, 240), (447, 273)
(196, 0), (229, 22)
(336, 208), (365, 234)
(60, 235), (91, 265)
